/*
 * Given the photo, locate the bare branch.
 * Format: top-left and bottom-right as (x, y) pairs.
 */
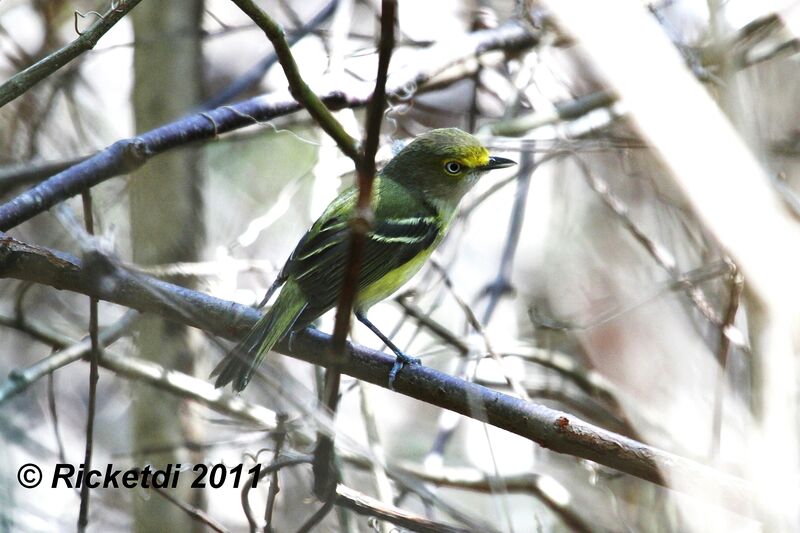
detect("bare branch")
(315, 0), (396, 506)
(0, 234), (752, 509)
(149, 485), (230, 533)
(229, 0), (360, 162)
(77, 191), (100, 532)
(201, 0), (339, 110)
(0, 0), (144, 109)
(0, 20), (540, 231)
(0, 310), (282, 432)
(335, 484), (472, 533)
(0, 312), (137, 405)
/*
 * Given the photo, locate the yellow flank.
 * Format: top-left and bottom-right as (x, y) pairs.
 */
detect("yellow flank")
(357, 247), (434, 309)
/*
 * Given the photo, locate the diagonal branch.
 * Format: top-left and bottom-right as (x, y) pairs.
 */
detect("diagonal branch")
(335, 484), (471, 533)
(0, 0), (144, 109)
(201, 0), (339, 110)
(0, 20), (540, 231)
(0, 234), (752, 510)
(229, 0), (360, 162)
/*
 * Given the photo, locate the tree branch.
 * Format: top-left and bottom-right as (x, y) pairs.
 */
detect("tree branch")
(201, 0), (339, 110)
(229, 0), (360, 162)
(0, 309), (282, 433)
(0, 234), (751, 510)
(0, 20), (540, 231)
(315, 0), (396, 508)
(335, 484), (471, 533)
(0, 0), (144, 109)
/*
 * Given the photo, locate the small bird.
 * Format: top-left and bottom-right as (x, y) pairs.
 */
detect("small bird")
(212, 128), (515, 392)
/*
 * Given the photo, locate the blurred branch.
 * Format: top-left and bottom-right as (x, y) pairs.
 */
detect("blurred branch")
(529, 259), (734, 334)
(335, 484), (472, 533)
(341, 454), (594, 533)
(572, 156), (747, 344)
(0, 0), (144, 109)
(726, 12), (800, 68)
(230, 0), (360, 162)
(149, 486), (230, 533)
(0, 311), (137, 404)
(0, 234), (752, 509)
(99, 349), (282, 433)
(77, 191), (99, 532)
(0, 308), (282, 432)
(711, 265), (744, 457)
(542, 3), (800, 528)
(477, 152), (534, 323)
(0, 155), (89, 196)
(484, 90), (616, 137)
(0, 19), (540, 231)
(357, 384), (394, 533)
(201, 0), (339, 110)
(315, 0), (396, 514)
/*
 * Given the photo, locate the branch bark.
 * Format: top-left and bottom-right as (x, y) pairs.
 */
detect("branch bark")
(0, 0), (144, 109)
(0, 20), (539, 231)
(0, 233), (751, 511)
(230, 0), (360, 162)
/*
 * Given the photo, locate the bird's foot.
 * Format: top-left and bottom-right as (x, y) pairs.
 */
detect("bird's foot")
(388, 352), (421, 390)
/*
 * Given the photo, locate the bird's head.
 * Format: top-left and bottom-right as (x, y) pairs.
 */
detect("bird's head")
(382, 128), (515, 205)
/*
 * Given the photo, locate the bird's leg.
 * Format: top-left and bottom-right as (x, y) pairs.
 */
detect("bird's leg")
(355, 312), (420, 388)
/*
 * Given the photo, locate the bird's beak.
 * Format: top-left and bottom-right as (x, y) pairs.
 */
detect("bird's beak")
(482, 156), (516, 171)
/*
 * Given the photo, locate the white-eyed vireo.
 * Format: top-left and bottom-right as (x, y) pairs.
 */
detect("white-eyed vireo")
(212, 128), (515, 391)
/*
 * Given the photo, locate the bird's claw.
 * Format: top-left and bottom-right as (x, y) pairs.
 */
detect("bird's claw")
(388, 353), (421, 390)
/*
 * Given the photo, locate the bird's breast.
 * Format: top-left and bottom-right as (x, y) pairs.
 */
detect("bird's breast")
(356, 247), (434, 310)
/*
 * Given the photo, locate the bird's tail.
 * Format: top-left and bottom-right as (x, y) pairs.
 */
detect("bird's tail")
(212, 280), (306, 392)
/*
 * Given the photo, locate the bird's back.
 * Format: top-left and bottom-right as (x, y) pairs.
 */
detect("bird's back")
(281, 176), (441, 327)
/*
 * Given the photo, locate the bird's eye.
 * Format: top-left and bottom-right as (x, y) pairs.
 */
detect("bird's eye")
(444, 161), (462, 175)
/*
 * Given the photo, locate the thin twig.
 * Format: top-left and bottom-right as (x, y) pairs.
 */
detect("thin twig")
(77, 191), (100, 532)
(0, 20), (540, 231)
(46, 372), (68, 465)
(315, 0), (396, 507)
(242, 455), (313, 530)
(335, 484), (473, 533)
(0, 312), (138, 404)
(296, 494), (337, 533)
(201, 0), (339, 110)
(264, 414), (289, 532)
(710, 263), (744, 458)
(229, 0), (360, 162)
(150, 485), (231, 533)
(431, 259), (530, 401)
(0, 0), (144, 108)
(394, 293), (469, 355)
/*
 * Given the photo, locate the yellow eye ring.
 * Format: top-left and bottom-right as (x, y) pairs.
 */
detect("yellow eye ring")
(444, 161), (462, 174)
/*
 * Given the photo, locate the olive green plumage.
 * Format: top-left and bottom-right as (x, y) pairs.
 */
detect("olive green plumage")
(212, 128), (515, 391)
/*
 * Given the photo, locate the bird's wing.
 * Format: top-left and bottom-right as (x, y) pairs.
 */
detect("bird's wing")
(282, 182), (439, 313)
